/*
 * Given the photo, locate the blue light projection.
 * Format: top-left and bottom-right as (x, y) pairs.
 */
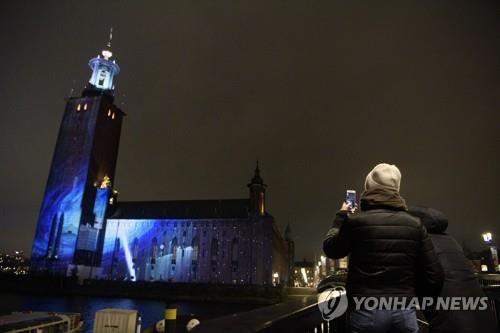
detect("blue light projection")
(74, 186), (112, 252)
(101, 219), (196, 282)
(118, 227), (136, 280)
(93, 187), (111, 228)
(31, 166), (88, 272)
(31, 99), (100, 273)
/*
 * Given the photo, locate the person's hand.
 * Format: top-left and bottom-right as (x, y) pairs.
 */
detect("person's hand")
(340, 202), (357, 213)
(339, 202), (351, 212)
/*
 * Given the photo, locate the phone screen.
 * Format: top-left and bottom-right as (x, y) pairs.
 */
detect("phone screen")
(346, 190), (356, 208)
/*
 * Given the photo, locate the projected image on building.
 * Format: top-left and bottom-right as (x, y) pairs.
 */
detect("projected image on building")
(101, 217), (258, 284)
(31, 99), (99, 273)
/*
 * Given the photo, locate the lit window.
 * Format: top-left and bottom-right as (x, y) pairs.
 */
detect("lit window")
(259, 192), (265, 215)
(76, 104), (81, 111)
(83, 103), (88, 111)
(211, 238), (219, 261)
(111, 113), (115, 119)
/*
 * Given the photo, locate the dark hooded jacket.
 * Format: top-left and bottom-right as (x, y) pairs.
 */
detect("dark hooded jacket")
(409, 206), (499, 333)
(323, 188), (443, 298)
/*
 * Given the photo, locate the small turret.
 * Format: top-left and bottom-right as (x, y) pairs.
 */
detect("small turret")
(248, 161), (267, 216)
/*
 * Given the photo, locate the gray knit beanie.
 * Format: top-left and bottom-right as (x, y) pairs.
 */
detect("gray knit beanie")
(364, 163), (402, 191)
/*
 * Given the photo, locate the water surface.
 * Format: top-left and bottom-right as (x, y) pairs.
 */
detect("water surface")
(0, 293), (262, 332)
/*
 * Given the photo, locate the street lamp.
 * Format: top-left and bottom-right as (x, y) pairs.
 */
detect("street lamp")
(481, 232), (499, 273)
(483, 232), (493, 243)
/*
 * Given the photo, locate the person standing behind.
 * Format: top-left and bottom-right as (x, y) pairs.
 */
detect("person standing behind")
(323, 163), (443, 333)
(409, 206), (499, 333)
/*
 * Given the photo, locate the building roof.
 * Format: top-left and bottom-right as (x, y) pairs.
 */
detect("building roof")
(108, 199), (250, 220)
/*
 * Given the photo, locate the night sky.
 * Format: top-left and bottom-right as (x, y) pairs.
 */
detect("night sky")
(0, 1), (498, 260)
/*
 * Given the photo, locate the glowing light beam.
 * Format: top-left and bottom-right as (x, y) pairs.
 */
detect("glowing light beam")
(301, 267), (308, 284)
(118, 226), (136, 280)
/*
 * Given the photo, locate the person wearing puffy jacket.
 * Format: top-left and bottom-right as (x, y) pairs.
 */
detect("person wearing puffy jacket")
(324, 163), (443, 333)
(409, 206), (499, 333)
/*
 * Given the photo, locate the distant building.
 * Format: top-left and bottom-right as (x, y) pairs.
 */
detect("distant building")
(328, 256), (348, 271)
(317, 256), (348, 281)
(0, 251), (29, 275)
(292, 256), (349, 288)
(292, 259), (316, 288)
(30, 36), (289, 285)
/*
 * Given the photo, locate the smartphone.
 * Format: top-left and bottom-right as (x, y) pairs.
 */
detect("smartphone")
(346, 190), (356, 209)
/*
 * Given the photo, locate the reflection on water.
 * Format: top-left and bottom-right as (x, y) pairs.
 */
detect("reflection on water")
(0, 293), (261, 333)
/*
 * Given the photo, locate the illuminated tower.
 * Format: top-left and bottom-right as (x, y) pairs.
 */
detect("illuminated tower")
(248, 161), (266, 216)
(31, 33), (124, 275)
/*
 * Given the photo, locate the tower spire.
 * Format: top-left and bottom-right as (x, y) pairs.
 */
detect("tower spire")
(251, 160), (264, 185)
(107, 27), (113, 49)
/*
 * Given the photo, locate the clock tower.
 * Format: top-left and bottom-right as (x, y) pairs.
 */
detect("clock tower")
(31, 34), (124, 276)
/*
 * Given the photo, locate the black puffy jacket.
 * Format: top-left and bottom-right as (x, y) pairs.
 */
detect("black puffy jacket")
(409, 206), (499, 333)
(323, 205), (443, 298)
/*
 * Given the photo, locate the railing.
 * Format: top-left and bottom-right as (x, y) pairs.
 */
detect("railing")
(191, 294), (345, 333)
(190, 274), (500, 333)
(478, 273), (500, 288)
(478, 274), (500, 326)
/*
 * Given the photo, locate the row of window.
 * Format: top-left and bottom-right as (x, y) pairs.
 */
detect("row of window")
(76, 103), (88, 111)
(75, 103), (117, 120)
(107, 109), (116, 119)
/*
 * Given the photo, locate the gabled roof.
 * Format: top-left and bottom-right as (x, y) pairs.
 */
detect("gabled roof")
(108, 199), (250, 220)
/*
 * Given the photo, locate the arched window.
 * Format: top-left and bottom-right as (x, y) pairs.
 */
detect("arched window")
(182, 230), (187, 248)
(151, 237), (158, 258)
(132, 238), (139, 264)
(231, 238), (239, 273)
(150, 237), (158, 265)
(170, 237), (178, 263)
(97, 66), (108, 86)
(210, 238), (218, 264)
(259, 192), (265, 215)
(192, 237), (199, 262)
(231, 238), (239, 262)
